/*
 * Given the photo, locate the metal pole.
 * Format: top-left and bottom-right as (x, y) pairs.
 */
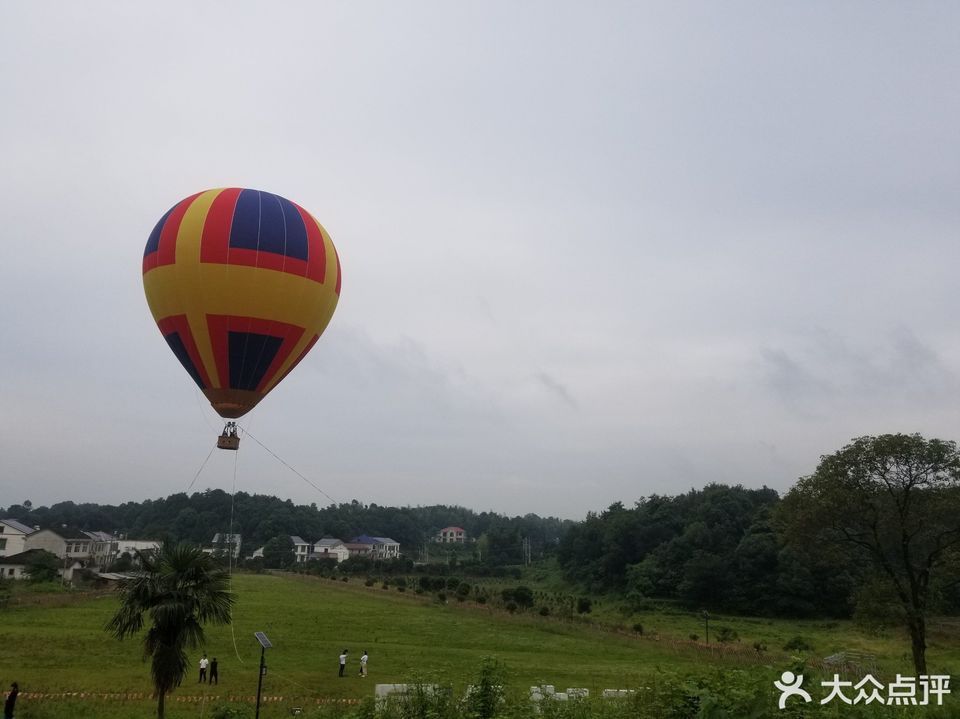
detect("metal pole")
(255, 645), (265, 719)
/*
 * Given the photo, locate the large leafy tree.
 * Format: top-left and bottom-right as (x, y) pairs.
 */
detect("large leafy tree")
(781, 433), (960, 674)
(106, 542), (234, 718)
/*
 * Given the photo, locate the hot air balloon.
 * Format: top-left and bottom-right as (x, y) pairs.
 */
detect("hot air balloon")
(143, 188), (341, 449)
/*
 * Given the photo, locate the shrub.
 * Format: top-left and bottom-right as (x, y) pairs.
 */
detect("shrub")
(715, 626), (738, 643)
(576, 596), (592, 614)
(788, 638), (814, 656)
(632, 622), (644, 635)
(538, 606), (550, 616)
(512, 585), (535, 608)
(505, 601), (518, 614)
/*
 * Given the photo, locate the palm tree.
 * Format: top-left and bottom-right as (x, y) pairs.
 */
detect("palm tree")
(107, 541), (234, 718)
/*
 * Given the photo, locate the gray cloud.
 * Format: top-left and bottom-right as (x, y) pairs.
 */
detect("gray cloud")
(2, 2), (959, 518)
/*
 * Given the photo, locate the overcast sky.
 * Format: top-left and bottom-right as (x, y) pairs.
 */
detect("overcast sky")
(1, 2), (958, 520)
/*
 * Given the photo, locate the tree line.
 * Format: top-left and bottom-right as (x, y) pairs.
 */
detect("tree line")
(0, 492), (573, 563)
(557, 434), (960, 675)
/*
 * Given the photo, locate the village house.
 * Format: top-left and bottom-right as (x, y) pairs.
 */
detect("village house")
(210, 533), (242, 560)
(0, 549), (83, 582)
(435, 526), (467, 543)
(290, 535), (312, 563)
(312, 537), (349, 563)
(0, 518), (36, 557)
(25, 527), (94, 562)
(352, 535), (401, 559)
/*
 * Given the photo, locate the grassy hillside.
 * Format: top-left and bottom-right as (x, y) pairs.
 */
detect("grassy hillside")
(1, 572), (958, 718)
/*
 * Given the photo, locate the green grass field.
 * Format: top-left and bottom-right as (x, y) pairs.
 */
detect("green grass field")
(1, 573), (958, 718)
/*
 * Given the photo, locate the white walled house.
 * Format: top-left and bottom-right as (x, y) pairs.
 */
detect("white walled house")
(210, 533), (242, 559)
(25, 528), (93, 560)
(0, 549), (82, 582)
(352, 535), (401, 559)
(291, 536), (312, 563)
(313, 538), (349, 563)
(0, 518), (35, 557)
(0, 550), (41, 579)
(85, 530), (118, 567)
(115, 539), (161, 557)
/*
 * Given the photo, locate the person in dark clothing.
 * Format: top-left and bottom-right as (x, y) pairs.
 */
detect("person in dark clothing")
(210, 657), (219, 685)
(4, 682), (18, 719)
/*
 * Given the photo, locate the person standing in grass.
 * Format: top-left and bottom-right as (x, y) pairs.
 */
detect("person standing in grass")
(359, 650), (369, 677)
(210, 657), (219, 685)
(338, 649), (348, 677)
(199, 654), (209, 683)
(4, 682), (18, 719)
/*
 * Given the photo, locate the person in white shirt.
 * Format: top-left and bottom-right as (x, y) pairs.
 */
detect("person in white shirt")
(359, 650), (369, 677)
(338, 649), (348, 677)
(199, 655), (209, 683)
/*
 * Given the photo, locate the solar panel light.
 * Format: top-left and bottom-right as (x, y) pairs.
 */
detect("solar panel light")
(254, 631), (273, 719)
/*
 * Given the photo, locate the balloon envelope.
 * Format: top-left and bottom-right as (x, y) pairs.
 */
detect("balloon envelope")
(143, 188), (341, 418)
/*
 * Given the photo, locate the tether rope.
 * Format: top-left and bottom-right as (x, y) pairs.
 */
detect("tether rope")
(228, 447), (245, 665)
(239, 427), (339, 505)
(186, 445), (216, 493)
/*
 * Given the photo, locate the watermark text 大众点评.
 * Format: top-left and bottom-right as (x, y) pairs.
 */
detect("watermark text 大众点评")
(775, 672), (950, 709)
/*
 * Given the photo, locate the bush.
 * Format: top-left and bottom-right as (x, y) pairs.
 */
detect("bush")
(632, 622), (644, 635)
(464, 657), (505, 719)
(715, 626), (738, 643)
(364, 578), (375, 587)
(576, 596), (592, 614)
(783, 636), (814, 652)
(505, 601), (518, 614)
(538, 606), (550, 616)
